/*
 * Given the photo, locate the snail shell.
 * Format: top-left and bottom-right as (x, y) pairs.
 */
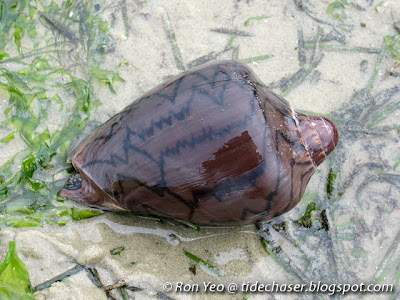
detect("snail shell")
(60, 61), (338, 225)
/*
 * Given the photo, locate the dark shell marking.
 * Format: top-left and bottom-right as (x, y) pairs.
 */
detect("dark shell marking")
(61, 61), (338, 225)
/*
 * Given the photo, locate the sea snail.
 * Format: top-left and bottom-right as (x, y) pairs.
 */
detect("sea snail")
(61, 61), (338, 225)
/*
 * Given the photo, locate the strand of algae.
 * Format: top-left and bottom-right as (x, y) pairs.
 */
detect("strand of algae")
(304, 44), (380, 54)
(162, 11), (185, 71)
(281, 27), (324, 97)
(357, 230), (400, 299)
(0, 0), (125, 228)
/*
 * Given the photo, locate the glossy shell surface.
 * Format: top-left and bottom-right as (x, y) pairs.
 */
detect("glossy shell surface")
(61, 61), (338, 225)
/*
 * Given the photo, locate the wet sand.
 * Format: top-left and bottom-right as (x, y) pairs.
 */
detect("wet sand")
(1, 0), (400, 299)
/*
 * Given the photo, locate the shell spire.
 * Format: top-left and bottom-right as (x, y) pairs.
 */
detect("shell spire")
(295, 111), (339, 166)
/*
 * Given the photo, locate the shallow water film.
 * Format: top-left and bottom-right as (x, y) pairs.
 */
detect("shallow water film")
(0, 0), (399, 299)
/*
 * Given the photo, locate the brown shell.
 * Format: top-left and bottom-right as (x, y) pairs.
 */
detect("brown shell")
(60, 61), (338, 225)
